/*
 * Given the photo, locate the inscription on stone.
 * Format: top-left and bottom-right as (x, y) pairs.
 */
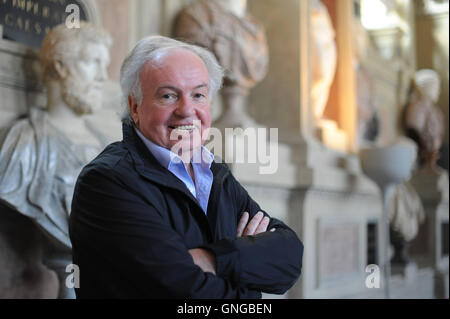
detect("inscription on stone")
(0, 0), (87, 48)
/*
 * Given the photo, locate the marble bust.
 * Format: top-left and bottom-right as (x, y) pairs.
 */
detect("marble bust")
(174, 0), (269, 128)
(0, 22), (112, 298)
(403, 69), (444, 170)
(310, 0), (337, 124)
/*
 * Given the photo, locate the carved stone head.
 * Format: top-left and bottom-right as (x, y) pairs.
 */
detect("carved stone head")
(40, 22), (112, 115)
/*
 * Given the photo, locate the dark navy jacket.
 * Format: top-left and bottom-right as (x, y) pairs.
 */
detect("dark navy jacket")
(69, 124), (303, 298)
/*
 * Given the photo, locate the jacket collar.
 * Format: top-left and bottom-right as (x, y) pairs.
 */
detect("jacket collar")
(122, 123), (229, 240)
(121, 123), (229, 198)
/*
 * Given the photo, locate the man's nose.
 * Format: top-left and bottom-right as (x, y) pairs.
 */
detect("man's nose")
(175, 96), (196, 117)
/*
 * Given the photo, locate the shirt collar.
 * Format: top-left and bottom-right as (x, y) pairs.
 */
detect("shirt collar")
(134, 127), (214, 169)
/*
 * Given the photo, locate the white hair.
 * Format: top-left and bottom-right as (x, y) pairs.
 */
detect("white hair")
(119, 35), (224, 125)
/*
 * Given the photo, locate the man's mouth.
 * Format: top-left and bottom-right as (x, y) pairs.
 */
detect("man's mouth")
(168, 124), (196, 132)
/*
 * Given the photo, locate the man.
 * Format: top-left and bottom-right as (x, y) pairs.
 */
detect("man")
(0, 22), (111, 298)
(174, 0), (268, 128)
(69, 36), (303, 298)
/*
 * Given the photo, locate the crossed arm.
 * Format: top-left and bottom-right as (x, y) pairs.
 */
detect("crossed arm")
(189, 212), (273, 275)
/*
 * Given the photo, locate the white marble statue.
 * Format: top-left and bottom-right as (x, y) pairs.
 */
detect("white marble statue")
(403, 69), (444, 171)
(310, 0), (337, 123)
(174, 0), (269, 129)
(388, 69), (445, 265)
(0, 22), (112, 298)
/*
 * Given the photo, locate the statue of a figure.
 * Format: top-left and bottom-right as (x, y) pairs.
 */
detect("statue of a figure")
(0, 22), (112, 298)
(174, 0), (269, 129)
(388, 69), (445, 267)
(310, 0), (337, 125)
(403, 69), (445, 171)
(389, 178), (425, 266)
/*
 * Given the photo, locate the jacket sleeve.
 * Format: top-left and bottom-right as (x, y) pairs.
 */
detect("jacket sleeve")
(69, 165), (260, 299)
(202, 173), (304, 295)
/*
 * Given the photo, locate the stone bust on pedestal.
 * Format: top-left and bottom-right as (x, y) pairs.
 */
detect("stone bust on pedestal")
(174, 0), (269, 129)
(0, 22), (112, 298)
(403, 69), (445, 171)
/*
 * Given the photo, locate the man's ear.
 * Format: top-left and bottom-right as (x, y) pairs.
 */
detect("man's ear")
(128, 95), (139, 126)
(53, 60), (68, 80)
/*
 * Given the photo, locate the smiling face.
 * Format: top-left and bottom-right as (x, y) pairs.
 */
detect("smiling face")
(129, 49), (211, 157)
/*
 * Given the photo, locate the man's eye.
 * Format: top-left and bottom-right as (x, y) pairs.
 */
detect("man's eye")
(194, 93), (205, 99)
(162, 94), (176, 100)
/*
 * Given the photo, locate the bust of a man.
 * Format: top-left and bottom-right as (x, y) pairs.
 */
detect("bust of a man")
(174, 0), (269, 128)
(0, 22), (111, 298)
(40, 22), (112, 147)
(403, 69), (444, 170)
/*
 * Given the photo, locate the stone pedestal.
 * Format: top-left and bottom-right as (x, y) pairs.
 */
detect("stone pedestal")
(409, 167), (449, 298)
(43, 251), (75, 299)
(390, 227), (411, 267)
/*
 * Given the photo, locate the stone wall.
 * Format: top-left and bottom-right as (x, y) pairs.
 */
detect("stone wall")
(0, 0), (447, 299)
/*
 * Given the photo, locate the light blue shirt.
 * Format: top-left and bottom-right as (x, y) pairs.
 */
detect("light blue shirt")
(135, 128), (214, 214)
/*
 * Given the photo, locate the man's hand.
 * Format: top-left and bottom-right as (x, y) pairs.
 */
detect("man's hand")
(189, 212), (276, 274)
(236, 211), (274, 237)
(188, 248), (216, 275)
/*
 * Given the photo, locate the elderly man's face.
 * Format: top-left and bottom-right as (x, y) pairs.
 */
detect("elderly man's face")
(62, 42), (110, 114)
(130, 49), (211, 155)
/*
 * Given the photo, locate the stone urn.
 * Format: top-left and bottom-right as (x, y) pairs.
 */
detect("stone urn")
(359, 139), (417, 298)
